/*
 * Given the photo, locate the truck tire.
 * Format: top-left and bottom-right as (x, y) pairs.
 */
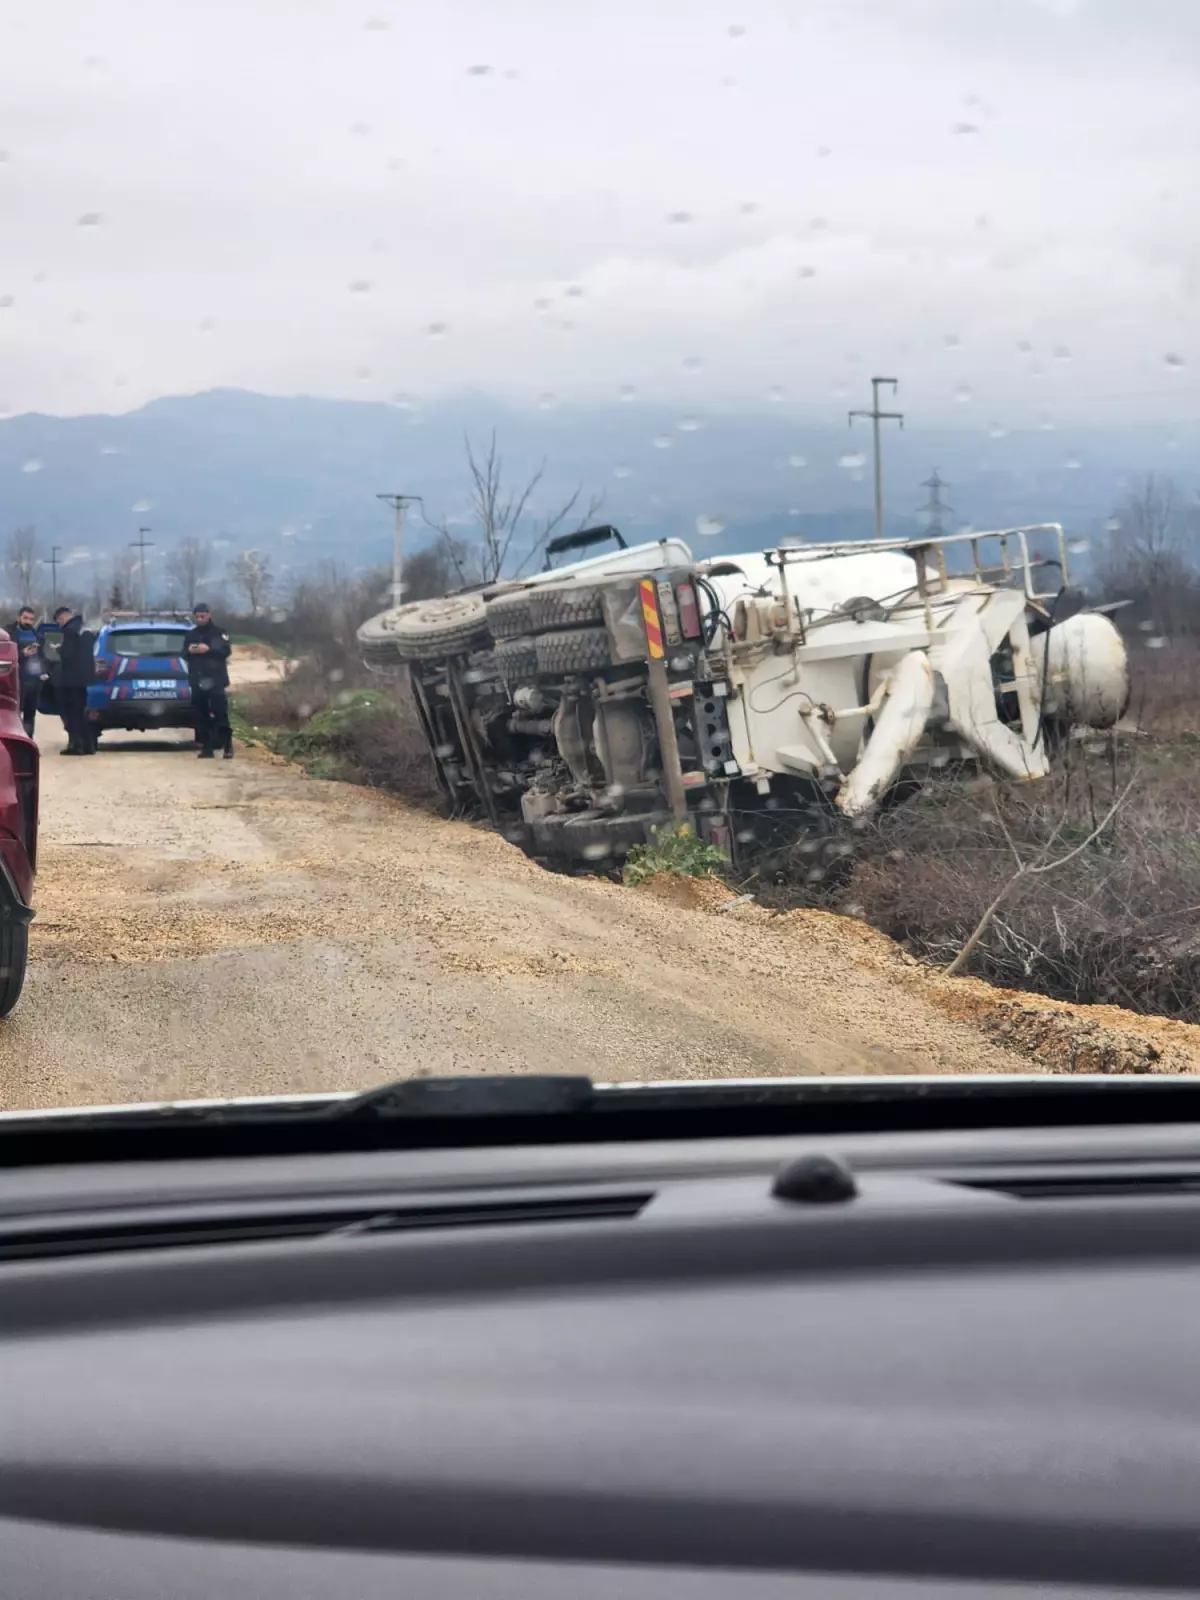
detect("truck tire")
(0, 923), (28, 1020)
(357, 594), (490, 663)
(535, 627), (613, 675)
(485, 590), (539, 640)
(528, 583), (609, 633)
(494, 635), (539, 682)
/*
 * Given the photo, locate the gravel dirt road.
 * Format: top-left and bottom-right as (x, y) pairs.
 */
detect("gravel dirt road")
(5, 732), (1199, 1111)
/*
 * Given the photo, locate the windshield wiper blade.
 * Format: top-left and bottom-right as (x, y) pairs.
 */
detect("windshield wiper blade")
(329, 1075), (596, 1121)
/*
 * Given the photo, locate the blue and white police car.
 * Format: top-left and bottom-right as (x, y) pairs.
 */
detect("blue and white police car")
(86, 616), (194, 741)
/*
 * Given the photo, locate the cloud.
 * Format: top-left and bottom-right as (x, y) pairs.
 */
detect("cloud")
(0, 0), (1196, 425)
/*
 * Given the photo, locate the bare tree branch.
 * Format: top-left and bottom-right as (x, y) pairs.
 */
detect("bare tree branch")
(6, 526), (38, 604)
(165, 536), (212, 610)
(945, 773), (1138, 978)
(422, 431), (604, 587)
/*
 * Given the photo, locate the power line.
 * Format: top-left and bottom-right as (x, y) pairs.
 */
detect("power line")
(131, 526), (153, 616)
(376, 493), (423, 604)
(918, 469), (953, 537)
(849, 377), (904, 541)
(46, 545), (62, 608)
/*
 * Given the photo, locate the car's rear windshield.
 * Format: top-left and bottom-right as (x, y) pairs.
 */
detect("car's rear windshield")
(106, 631), (187, 658)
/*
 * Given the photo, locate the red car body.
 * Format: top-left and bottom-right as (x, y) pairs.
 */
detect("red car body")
(0, 631), (38, 1016)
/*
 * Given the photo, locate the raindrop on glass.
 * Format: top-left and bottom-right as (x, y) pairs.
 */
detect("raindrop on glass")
(619, 384), (637, 402)
(809, 216), (827, 232)
(955, 384), (973, 404)
(1053, 344), (1071, 361)
(0, 295), (12, 310)
(131, 498), (152, 512)
(739, 201), (759, 215)
(364, 16), (389, 29)
(349, 279), (372, 294)
(537, 392), (557, 409)
(838, 451), (866, 469)
(198, 317), (214, 333)
(565, 284), (584, 298)
(788, 453), (807, 468)
(988, 422), (1007, 439)
(1105, 516), (1122, 534)
(944, 333), (961, 349)
(1146, 636), (1168, 650)
(1066, 537), (1089, 555)
(677, 416), (701, 432)
(816, 144), (832, 158)
(652, 435), (673, 450)
(666, 210), (693, 224)
(350, 122), (372, 137)
(682, 355), (704, 373)
(1016, 339), (1032, 353)
(613, 464), (633, 479)
(426, 321), (447, 337)
(77, 212), (102, 228)
(467, 64), (492, 76)
(1063, 456), (1082, 471)
(20, 458), (43, 474)
(1039, 417), (1055, 432)
(696, 515), (726, 538)
(768, 386), (786, 403)
(727, 23), (746, 37)
(797, 265), (816, 279)
(953, 121), (978, 134)
(533, 296), (551, 312)
(1165, 352), (1185, 369)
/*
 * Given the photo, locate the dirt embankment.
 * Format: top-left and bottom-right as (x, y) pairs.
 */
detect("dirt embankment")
(4, 734), (1198, 1112)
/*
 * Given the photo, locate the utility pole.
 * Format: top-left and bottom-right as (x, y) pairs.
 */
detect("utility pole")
(918, 469), (953, 538)
(376, 493), (422, 604)
(131, 526), (153, 616)
(849, 377), (904, 542)
(47, 545), (62, 608)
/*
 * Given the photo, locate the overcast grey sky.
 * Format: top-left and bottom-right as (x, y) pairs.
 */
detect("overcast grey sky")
(1, 0), (1198, 427)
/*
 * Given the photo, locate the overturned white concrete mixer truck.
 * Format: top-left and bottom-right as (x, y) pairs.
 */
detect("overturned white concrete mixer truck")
(358, 522), (1130, 870)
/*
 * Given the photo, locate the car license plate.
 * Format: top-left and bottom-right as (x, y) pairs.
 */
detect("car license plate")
(133, 679), (179, 691)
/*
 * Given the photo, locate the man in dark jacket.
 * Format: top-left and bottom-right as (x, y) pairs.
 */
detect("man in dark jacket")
(8, 607), (42, 739)
(182, 604), (233, 759)
(46, 607), (98, 755)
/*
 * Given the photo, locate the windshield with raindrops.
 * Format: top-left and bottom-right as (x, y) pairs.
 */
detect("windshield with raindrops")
(0, 0), (1197, 1102)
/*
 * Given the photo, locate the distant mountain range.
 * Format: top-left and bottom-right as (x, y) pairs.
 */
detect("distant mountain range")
(2, 388), (1198, 596)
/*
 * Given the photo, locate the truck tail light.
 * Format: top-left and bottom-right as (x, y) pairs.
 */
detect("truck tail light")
(676, 582), (702, 639)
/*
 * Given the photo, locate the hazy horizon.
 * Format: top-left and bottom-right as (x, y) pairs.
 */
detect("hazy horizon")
(2, 0), (1199, 435)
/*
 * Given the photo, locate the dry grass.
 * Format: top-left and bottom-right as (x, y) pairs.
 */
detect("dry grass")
(759, 642), (1200, 1024)
(233, 671), (440, 806)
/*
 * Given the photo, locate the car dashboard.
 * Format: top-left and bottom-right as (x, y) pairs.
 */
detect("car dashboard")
(3, 1094), (1200, 1598)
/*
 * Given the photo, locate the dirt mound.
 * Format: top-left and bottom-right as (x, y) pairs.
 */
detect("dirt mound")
(635, 877), (1200, 1076)
(634, 872), (743, 913)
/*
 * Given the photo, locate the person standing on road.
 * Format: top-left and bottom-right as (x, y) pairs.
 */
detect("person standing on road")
(8, 607), (42, 739)
(182, 604), (233, 759)
(48, 607), (99, 756)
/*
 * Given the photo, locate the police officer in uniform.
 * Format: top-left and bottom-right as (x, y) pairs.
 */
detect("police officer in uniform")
(8, 607), (42, 738)
(182, 603), (233, 759)
(48, 607), (99, 755)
